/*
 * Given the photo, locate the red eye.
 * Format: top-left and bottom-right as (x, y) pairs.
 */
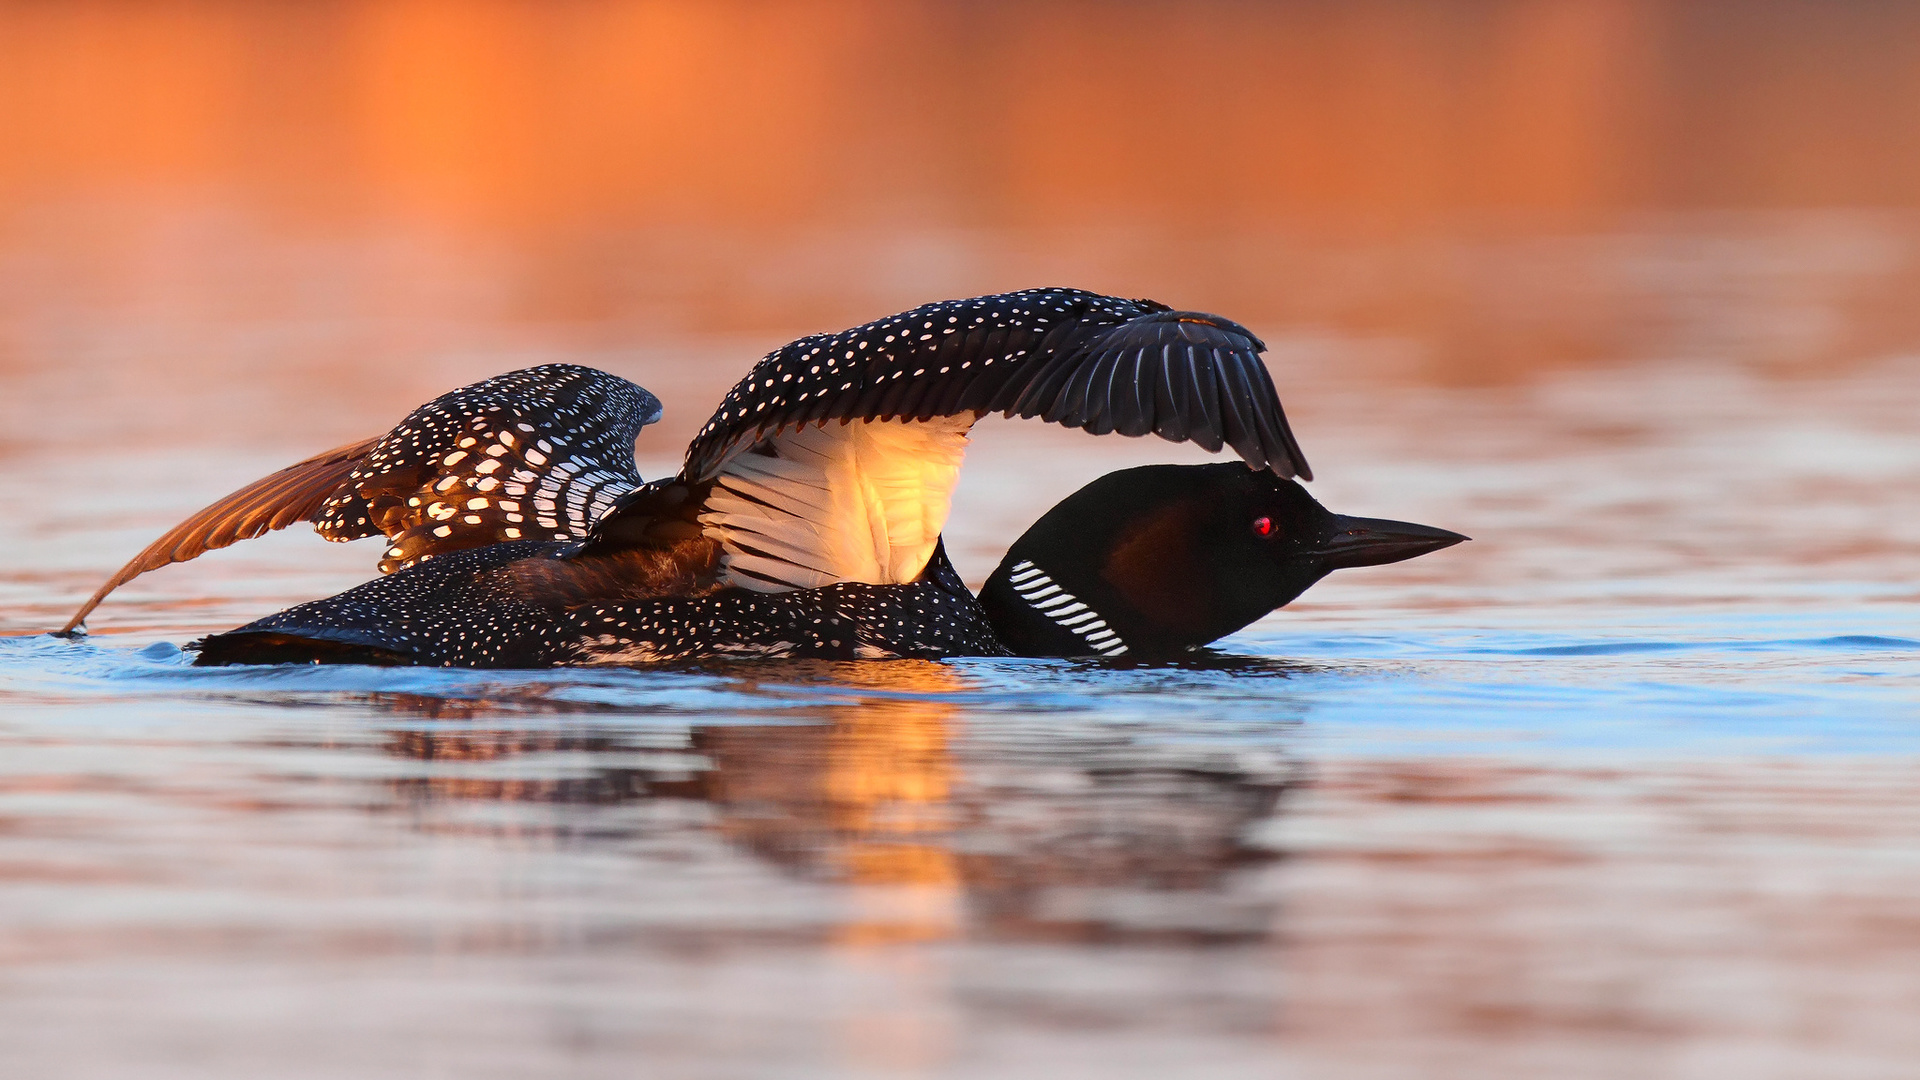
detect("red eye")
(1252, 516), (1276, 538)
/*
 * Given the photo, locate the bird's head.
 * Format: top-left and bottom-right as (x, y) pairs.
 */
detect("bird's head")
(979, 463), (1467, 657)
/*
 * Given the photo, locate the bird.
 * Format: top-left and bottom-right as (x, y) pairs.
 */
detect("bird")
(58, 287), (1463, 666)
(190, 462), (1463, 666)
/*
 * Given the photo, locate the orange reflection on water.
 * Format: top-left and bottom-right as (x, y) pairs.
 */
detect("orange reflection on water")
(707, 663), (965, 946)
(363, 665), (967, 937)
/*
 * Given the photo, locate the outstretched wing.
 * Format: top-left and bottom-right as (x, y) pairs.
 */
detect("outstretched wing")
(682, 287), (1308, 480)
(588, 287), (1311, 592)
(62, 364), (661, 632)
(314, 364), (660, 571)
(58, 437), (378, 634)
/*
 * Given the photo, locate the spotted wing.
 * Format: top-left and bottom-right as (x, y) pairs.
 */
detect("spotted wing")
(62, 364), (661, 632)
(588, 287), (1310, 593)
(681, 286), (1310, 481)
(316, 364), (660, 571)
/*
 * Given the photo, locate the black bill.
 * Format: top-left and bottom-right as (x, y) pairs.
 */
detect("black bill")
(1318, 515), (1469, 570)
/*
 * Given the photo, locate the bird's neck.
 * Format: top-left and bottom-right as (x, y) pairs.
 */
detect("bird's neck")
(977, 556), (1137, 657)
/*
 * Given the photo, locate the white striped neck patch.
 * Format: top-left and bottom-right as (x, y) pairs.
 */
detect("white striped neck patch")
(1005, 559), (1128, 657)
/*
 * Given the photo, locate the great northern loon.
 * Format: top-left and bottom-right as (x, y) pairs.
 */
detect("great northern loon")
(59, 288), (1464, 665)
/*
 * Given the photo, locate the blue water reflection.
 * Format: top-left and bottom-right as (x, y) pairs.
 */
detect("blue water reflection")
(7, 607), (1916, 762)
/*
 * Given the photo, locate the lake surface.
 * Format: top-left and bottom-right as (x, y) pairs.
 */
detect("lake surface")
(5, 279), (1918, 1077)
(6, 3), (1920, 1070)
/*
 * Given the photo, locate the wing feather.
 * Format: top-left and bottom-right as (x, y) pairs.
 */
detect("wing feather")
(1120, 345), (1156, 438)
(59, 437), (378, 634)
(952, 325), (1013, 414)
(1248, 358), (1310, 476)
(893, 371), (944, 426)
(1183, 343), (1227, 454)
(1152, 344), (1189, 443)
(695, 418), (970, 592)
(1050, 345), (1108, 429)
(1217, 350), (1264, 467)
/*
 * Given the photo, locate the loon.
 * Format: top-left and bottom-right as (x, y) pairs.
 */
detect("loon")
(59, 288), (1464, 665)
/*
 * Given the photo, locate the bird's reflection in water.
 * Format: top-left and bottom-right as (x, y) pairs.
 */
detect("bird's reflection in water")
(361, 660), (1300, 945)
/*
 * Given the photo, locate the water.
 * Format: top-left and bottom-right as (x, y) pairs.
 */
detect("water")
(6, 3), (1920, 1071)
(5, 329), (1919, 1076)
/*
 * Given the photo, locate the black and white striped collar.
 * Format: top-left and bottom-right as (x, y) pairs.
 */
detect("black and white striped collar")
(1003, 559), (1128, 657)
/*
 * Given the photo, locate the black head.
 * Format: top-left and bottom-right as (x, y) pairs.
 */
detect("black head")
(978, 463), (1467, 657)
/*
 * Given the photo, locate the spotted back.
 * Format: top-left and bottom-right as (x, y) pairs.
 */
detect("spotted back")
(315, 364), (659, 571)
(193, 538), (1006, 667)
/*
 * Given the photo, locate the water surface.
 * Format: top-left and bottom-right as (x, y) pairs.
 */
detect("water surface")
(5, 332), (1918, 1078)
(5, 3), (1920, 1072)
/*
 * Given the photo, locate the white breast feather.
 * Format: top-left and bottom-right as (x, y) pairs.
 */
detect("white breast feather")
(700, 417), (973, 591)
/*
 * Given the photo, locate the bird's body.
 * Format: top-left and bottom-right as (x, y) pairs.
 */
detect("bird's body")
(193, 539), (1003, 667)
(62, 288), (1464, 666)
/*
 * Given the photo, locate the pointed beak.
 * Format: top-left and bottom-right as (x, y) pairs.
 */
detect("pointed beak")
(1318, 515), (1469, 570)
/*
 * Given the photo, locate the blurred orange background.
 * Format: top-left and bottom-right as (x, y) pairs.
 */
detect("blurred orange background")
(2, 0), (1918, 441)
(11, 1), (1920, 224)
